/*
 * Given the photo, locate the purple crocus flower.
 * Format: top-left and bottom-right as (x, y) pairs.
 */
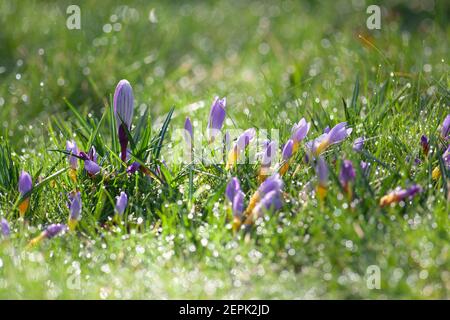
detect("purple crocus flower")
(207, 96), (226, 142)
(68, 191), (82, 230)
(225, 177), (241, 202)
(444, 145), (450, 167)
(236, 128), (256, 151)
(28, 223), (67, 247)
(441, 114), (450, 139)
(282, 139), (294, 161)
(243, 174), (283, 225)
(380, 184), (422, 207)
(259, 141), (277, 181)
(315, 157), (328, 200)
(307, 122), (352, 156)
(291, 118), (310, 145)
(18, 170), (32, 217)
(79, 146), (100, 176)
(115, 191), (128, 216)
(232, 190), (245, 218)
(226, 128), (256, 169)
(1, 218), (10, 237)
(184, 121), (193, 139)
(420, 135), (429, 156)
(261, 140), (276, 166)
(18, 170), (32, 196)
(258, 173), (283, 196)
(114, 80), (134, 162)
(184, 117), (193, 142)
(66, 140), (79, 169)
(253, 190), (283, 218)
(44, 224), (67, 239)
(316, 157), (328, 186)
(68, 192), (82, 221)
(353, 137), (364, 152)
(339, 160), (355, 191)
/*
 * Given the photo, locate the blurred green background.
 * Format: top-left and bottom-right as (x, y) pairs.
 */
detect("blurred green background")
(0, 0), (448, 146)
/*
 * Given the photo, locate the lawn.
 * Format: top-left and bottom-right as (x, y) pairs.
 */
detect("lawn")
(0, 0), (448, 299)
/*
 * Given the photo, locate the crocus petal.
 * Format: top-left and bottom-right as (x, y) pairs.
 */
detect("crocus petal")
(339, 160), (356, 187)
(353, 137), (364, 152)
(258, 174), (283, 196)
(232, 190), (245, 218)
(69, 192), (82, 221)
(115, 192), (128, 215)
(328, 122), (351, 144)
(18, 171), (33, 195)
(113, 80), (134, 130)
(44, 224), (67, 239)
(282, 139), (294, 161)
(66, 140), (79, 169)
(253, 190), (283, 218)
(316, 157), (328, 186)
(291, 118), (310, 142)
(88, 146), (98, 162)
(207, 97), (226, 141)
(127, 161), (141, 174)
(261, 141), (277, 167)
(236, 128), (256, 151)
(225, 177), (240, 202)
(441, 114), (450, 139)
(84, 160), (100, 175)
(184, 117), (193, 141)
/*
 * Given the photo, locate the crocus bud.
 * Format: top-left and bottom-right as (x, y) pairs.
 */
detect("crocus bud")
(68, 192), (82, 231)
(226, 128), (256, 170)
(420, 135), (429, 157)
(28, 223), (67, 248)
(232, 190), (245, 218)
(279, 139), (294, 176)
(259, 141), (277, 181)
(339, 160), (355, 196)
(19, 170), (32, 196)
(225, 177), (240, 203)
(18, 171), (33, 217)
(114, 80), (134, 161)
(1, 218), (10, 237)
(441, 114), (450, 139)
(315, 157), (328, 200)
(380, 184), (422, 207)
(115, 192), (128, 216)
(291, 118), (310, 153)
(44, 224), (67, 239)
(207, 96), (226, 142)
(244, 174), (283, 223)
(353, 137), (364, 152)
(252, 190), (283, 219)
(184, 117), (193, 144)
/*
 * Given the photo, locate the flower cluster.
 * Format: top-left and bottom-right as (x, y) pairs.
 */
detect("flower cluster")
(9, 77), (447, 246)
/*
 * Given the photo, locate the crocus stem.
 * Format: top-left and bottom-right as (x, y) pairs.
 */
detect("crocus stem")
(118, 124), (128, 162)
